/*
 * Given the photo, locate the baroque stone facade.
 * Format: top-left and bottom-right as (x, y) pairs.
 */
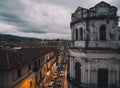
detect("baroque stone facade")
(69, 1), (120, 88)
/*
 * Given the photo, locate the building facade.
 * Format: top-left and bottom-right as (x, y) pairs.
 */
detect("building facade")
(69, 1), (120, 88)
(0, 47), (59, 88)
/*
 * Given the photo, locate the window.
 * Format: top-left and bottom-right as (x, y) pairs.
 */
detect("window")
(28, 64), (31, 71)
(99, 25), (106, 40)
(75, 29), (78, 40)
(35, 75), (38, 83)
(38, 59), (40, 66)
(34, 61), (37, 67)
(17, 68), (22, 78)
(106, 20), (109, 24)
(30, 81), (32, 87)
(80, 28), (83, 40)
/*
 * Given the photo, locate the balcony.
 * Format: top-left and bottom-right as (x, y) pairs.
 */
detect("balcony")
(70, 14), (118, 27)
(73, 40), (120, 49)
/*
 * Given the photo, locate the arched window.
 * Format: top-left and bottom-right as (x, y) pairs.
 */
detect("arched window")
(80, 28), (83, 40)
(99, 25), (106, 40)
(75, 29), (78, 40)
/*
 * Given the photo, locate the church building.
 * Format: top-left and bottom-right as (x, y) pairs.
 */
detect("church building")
(69, 1), (120, 88)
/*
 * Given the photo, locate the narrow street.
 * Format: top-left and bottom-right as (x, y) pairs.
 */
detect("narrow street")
(44, 61), (80, 88)
(64, 65), (68, 88)
(44, 61), (69, 88)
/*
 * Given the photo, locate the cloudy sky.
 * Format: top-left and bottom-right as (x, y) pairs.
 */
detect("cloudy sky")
(0, 0), (119, 39)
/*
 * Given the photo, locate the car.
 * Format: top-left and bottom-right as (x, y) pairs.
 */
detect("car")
(51, 79), (54, 84)
(59, 73), (64, 77)
(60, 71), (64, 73)
(57, 67), (60, 71)
(48, 85), (53, 88)
(57, 63), (61, 68)
(59, 71), (64, 77)
(62, 64), (65, 68)
(53, 74), (57, 79)
(59, 72), (64, 77)
(56, 80), (62, 86)
(54, 71), (58, 75)
(48, 82), (54, 88)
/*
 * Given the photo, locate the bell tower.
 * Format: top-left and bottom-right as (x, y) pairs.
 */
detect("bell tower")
(69, 1), (120, 88)
(70, 1), (119, 49)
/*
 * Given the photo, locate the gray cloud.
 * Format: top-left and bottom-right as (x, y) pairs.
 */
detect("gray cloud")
(20, 30), (46, 34)
(0, 0), (119, 39)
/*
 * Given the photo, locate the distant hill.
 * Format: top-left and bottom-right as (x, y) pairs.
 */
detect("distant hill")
(0, 34), (41, 41)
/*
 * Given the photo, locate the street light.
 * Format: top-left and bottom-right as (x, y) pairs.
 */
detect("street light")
(46, 71), (50, 76)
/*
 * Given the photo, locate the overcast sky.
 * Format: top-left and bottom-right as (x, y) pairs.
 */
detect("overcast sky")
(0, 0), (119, 39)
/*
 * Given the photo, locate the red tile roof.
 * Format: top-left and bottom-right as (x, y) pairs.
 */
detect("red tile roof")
(0, 47), (58, 71)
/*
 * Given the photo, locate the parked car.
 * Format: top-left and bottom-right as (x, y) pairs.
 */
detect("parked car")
(54, 71), (58, 75)
(56, 80), (62, 86)
(48, 85), (53, 88)
(62, 64), (65, 68)
(48, 81), (54, 88)
(53, 74), (57, 79)
(51, 79), (55, 84)
(59, 71), (64, 77)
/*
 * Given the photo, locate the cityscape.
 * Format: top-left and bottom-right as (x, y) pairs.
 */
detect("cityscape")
(0, 1), (120, 88)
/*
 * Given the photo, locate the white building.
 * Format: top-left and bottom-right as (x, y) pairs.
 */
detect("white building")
(69, 1), (120, 88)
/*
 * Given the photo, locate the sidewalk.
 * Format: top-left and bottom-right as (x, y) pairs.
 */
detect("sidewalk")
(68, 81), (79, 88)
(64, 66), (68, 88)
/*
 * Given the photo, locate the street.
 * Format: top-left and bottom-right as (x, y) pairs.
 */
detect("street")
(44, 49), (81, 88)
(44, 62), (68, 88)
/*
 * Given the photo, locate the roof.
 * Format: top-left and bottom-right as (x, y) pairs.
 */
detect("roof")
(0, 47), (58, 71)
(75, 7), (87, 13)
(95, 1), (110, 7)
(111, 6), (118, 11)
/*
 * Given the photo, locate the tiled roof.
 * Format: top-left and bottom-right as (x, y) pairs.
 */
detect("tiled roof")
(0, 47), (58, 71)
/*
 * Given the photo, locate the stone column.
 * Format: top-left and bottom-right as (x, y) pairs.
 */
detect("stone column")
(110, 70), (113, 86)
(73, 29), (76, 40)
(111, 70), (115, 85)
(93, 70), (96, 84)
(83, 62), (86, 83)
(81, 63), (83, 83)
(81, 70), (83, 83)
(108, 69), (111, 87)
(95, 70), (97, 84)
(85, 70), (88, 83)
(73, 59), (75, 78)
(116, 64), (119, 87)
(71, 29), (73, 42)
(82, 61), (85, 83)
(78, 29), (80, 41)
(88, 61), (90, 83)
